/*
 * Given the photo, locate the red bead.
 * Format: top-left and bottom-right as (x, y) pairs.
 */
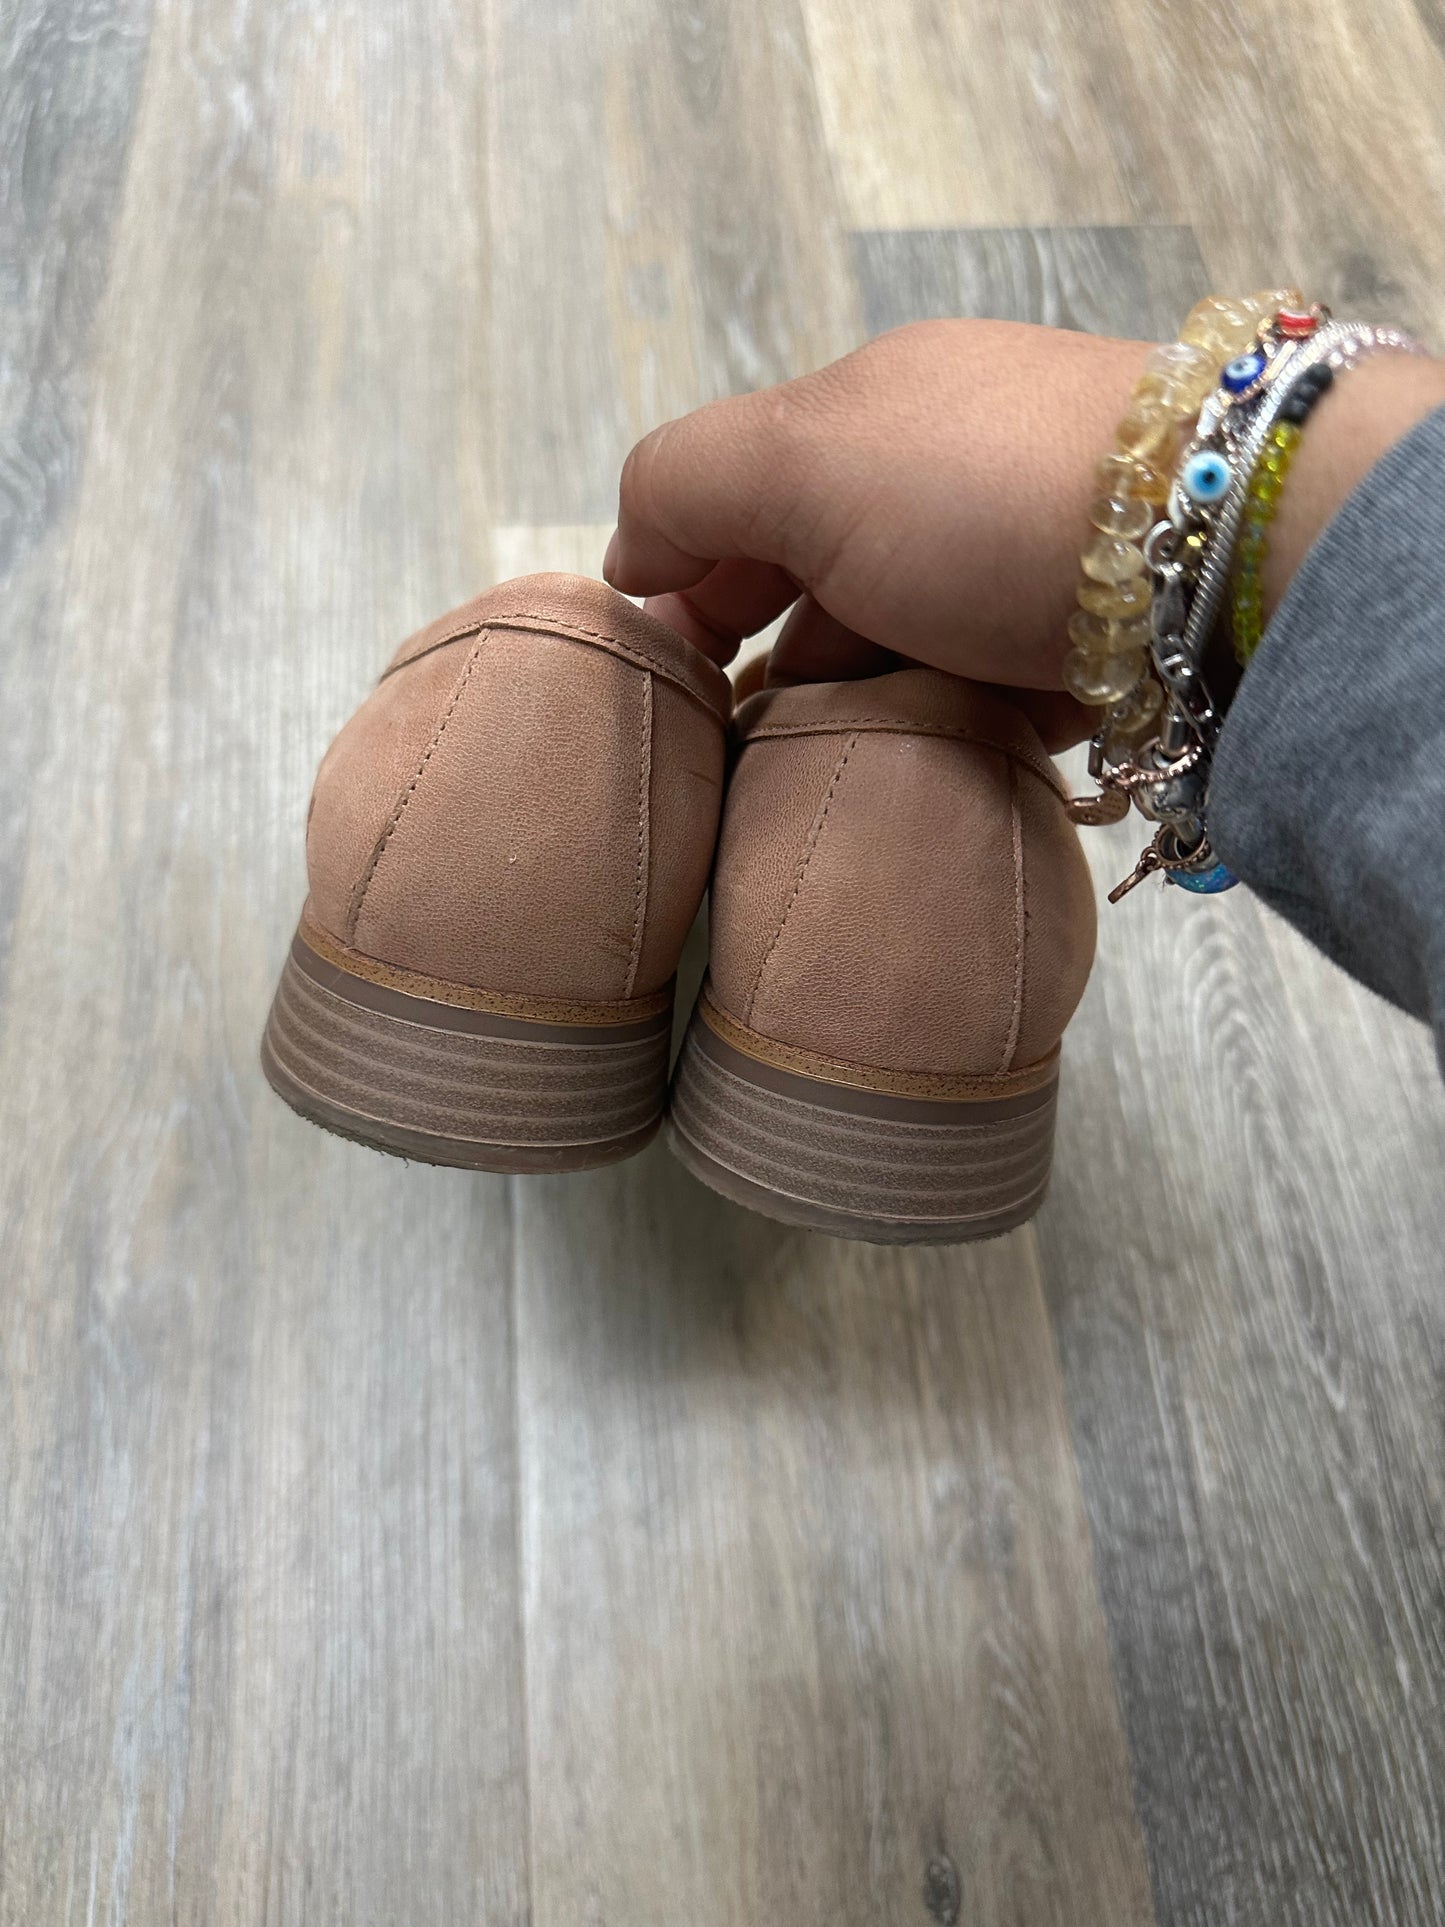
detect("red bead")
(1277, 307), (1318, 338)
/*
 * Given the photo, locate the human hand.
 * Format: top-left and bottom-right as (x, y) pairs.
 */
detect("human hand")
(606, 317), (1445, 750)
(603, 319), (1152, 746)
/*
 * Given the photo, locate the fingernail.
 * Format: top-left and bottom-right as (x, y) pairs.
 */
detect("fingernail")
(602, 531), (619, 583)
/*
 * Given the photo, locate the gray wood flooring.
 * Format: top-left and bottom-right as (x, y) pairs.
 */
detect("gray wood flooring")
(2, 3), (1443, 1923)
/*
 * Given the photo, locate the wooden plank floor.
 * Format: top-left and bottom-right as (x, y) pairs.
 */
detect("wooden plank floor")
(2, 2), (1443, 1922)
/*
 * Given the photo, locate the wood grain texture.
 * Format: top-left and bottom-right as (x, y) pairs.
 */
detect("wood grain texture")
(851, 225), (1208, 343)
(1041, 795), (1445, 1927)
(0, 4), (523, 1923)
(488, 0), (859, 523)
(800, 0), (1151, 229)
(9, 0), (1445, 1922)
(513, 1151), (1155, 1927)
(1105, 0), (1445, 328)
(0, 0), (153, 979)
(855, 227), (1445, 1925)
(806, 0), (1445, 330)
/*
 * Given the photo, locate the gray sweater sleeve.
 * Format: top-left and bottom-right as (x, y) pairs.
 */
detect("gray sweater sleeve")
(1210, 403), (1445, 1072)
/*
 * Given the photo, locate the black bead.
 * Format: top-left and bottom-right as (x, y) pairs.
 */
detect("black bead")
(1277, 395), (1311, 424)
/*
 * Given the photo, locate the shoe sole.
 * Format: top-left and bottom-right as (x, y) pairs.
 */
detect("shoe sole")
(261, 918), (672, 1173)
(667, 989), (1059, 1244)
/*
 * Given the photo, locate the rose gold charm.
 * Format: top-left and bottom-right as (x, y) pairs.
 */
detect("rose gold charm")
(1066, 788), (1131, 827)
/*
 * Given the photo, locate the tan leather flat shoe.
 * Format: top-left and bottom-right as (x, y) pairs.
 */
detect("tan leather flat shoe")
(262, 574), (731, 1171)
(667, 668), (1097, 1242)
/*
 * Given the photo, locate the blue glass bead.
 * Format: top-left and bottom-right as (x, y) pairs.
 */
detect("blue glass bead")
(1180, 450), (1232, 504)
(1222, 352), (1266, 393)
(1167, 861), (1239, 894)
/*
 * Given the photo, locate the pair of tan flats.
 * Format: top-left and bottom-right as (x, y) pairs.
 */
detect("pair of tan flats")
(261, 574), (1096, 1243)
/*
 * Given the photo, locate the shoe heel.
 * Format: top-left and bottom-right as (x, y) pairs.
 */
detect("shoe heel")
(262, 920), (672, 1172)
(667, 992), (1058, 1243)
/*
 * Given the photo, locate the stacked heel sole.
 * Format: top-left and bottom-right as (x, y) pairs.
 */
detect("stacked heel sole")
(668, 999), (1057, 1244)
(262, 926), (672, 1173)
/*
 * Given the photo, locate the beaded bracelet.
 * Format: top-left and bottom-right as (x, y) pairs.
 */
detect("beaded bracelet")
(1063, 287), (1303, 736)
(1067, 299), (1427, 898)
(1230, 363), (1334, 663)
(1173, 319), (1423, 681)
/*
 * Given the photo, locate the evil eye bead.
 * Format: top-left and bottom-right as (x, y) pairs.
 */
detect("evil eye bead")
(1167, 860), (1239, 894)
(1221, 351), (1266, 394)
(1180, 450), (1232, 505)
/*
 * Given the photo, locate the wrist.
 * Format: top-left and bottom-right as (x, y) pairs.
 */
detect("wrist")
(1263, 351), (1445, 618)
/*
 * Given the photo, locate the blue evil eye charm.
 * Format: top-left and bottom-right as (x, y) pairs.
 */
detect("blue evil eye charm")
(1180, 450), (1232, 504)
(1167, 860), (1239, 894)
(1222, 351), (1267, 393)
